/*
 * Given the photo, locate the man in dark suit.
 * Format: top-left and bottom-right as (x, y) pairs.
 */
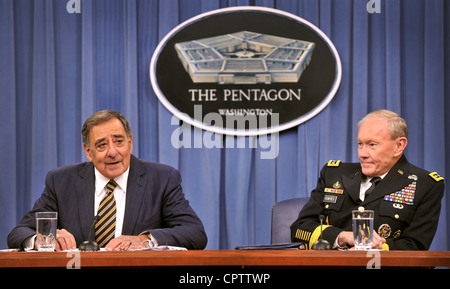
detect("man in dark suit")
(8, 110), (207, 251)
(291, 110), (445, 250)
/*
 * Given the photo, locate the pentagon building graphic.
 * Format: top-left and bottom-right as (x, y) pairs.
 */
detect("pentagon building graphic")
(174, 31), (315, 84)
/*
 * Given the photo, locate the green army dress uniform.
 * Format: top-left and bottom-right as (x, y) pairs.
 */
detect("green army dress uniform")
(290, 155), (445, 250)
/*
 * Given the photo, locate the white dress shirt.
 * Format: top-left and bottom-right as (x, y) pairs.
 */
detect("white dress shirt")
(358, 173), (387, 202)
(94, 167), (129, 238)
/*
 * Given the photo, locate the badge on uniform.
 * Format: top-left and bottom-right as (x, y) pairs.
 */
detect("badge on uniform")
(323, 195), (337, 203)
(324, 181), (343, 194)
(408, 174), (418, 181)
(378, 224), (391, 238)
(383, 181), (416, 205)
(324, 188), (343, 194)
(333, 181), (341, 189)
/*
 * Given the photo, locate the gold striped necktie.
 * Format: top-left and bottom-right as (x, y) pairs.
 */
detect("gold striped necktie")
(95, 180), (117, 247)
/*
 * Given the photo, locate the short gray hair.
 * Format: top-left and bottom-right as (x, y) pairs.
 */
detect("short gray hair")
(358, 109), (408, 139)
(82, 110), (132, 147)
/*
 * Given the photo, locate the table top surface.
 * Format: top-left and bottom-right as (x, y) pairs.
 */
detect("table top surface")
(1, 249), (449, 268)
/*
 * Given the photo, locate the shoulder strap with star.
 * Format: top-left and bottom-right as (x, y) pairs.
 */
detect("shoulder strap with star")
(327, 160), (341, 167)
(429, 172), (444, 182)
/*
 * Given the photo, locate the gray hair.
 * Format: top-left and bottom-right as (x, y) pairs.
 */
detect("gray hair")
(82, 110), (132, 147)
(358, 109), (408, 139)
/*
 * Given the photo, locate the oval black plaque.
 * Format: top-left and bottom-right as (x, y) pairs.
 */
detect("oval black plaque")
(150, 7), (341, 136)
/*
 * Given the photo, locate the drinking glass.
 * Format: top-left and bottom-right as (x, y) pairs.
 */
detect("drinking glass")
(36, 212), (58, 251)
(352, 210), (373, 250)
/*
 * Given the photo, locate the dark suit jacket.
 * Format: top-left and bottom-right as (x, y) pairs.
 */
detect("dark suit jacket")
(8, 155), (207, 250)
(291, 155), (445, 250)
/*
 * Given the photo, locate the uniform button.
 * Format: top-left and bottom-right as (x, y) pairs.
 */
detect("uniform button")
(325, 204), (329, 209)
(358, 206), (365, 211)
(395, 214), (399, 219)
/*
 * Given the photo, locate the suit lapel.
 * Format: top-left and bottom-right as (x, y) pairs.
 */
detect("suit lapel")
(342, 169), (363, 203)
(363, 155), (411, 204)
(75, 162), (96, 240)
(122, 155), (148, 235)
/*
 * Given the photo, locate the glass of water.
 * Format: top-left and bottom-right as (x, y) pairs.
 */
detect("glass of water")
(36, 212), (58, 251)
(352, 210), (374, 250)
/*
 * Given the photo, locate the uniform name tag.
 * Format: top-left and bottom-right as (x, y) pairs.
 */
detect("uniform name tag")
(323, 195), (337, 203)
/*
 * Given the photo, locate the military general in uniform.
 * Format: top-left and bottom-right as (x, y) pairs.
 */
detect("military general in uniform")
(290, 110), (445, 250)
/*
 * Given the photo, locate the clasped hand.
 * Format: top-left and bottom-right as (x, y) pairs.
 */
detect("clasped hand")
(44, 229), (149, 251)
(337, 231), (386, 249)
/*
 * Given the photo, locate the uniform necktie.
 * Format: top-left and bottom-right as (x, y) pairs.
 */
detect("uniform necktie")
(365, 177), (381, 197)
(95, 180), (117, 247)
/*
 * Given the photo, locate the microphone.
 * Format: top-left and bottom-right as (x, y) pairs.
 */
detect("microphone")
(311, 214), (331, 250)
(79, 215), (99, 251)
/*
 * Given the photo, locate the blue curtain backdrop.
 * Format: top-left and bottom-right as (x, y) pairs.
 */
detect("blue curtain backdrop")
(0, 0), (448, 250)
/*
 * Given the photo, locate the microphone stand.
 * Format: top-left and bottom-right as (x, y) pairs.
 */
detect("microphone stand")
(79, 215), (99, 251)
(311, 214), (331, 250)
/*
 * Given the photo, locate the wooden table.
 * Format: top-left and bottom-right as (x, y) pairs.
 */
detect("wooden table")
(1, 250), (449, 268)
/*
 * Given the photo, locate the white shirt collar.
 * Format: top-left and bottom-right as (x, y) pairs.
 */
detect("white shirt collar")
(94, 167), (130, 197)
(370, 173), (388, 181)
